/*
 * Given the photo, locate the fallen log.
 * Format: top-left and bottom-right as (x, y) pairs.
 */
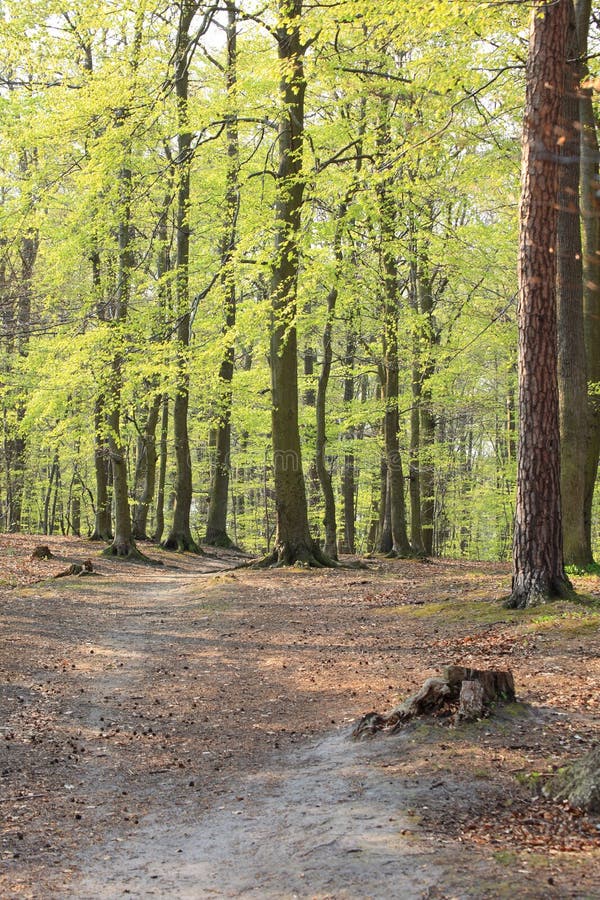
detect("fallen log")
(352, 665), (515, 738)
(54, 559), (98, 579)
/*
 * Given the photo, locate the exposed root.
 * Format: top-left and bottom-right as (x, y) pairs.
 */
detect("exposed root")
(161, 533), (203, 554)
(89, 531), (113, 543)
(505, 574), (573, 609)
(102, 542), (163, 565)
(204, 529), (238, 550)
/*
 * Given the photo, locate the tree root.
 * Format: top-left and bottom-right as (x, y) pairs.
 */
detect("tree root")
(101, 542), (163, 565)
(504, 574), (573, 609)
(352, 665), (516, 738)
(161, 533), (203, 554)
(204, 529), (239, 550)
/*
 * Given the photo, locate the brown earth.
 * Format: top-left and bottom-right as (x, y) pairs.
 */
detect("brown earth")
(1, 533), (600, 898)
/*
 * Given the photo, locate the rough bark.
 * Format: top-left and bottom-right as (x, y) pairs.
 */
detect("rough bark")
(544, 746), (600, 812)
(507, 0), (573, 609)
(575, 0), (600, 559)
(557, 6), (592, 566)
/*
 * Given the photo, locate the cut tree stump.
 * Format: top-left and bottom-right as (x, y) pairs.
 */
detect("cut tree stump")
(456, 680), (485, 723)
(31, 545), (53, 560)
(352, 665), (515, 738)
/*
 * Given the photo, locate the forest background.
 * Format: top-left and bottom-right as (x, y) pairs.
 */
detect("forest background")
(0, 0), (598, 568)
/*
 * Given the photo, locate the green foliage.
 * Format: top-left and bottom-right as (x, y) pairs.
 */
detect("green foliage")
(0, 0), (585, 557)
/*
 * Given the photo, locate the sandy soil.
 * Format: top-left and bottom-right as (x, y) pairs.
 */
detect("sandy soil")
(1, 535), (600, 898)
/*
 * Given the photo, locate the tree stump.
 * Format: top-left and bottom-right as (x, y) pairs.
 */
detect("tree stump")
(31, 545), (53, 560)
(456, 680), (485, 723)
(352, 665), (515, 738)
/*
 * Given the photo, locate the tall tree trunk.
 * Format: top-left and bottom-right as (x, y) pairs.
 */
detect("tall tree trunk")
(132, 393), (162, 540)
(1, 153), (38, 532)
(153, 395), (169, 544)
(163, 0), (202, 553)
(90, 391), (113, 541)
(408, 242), (425, 555)
(376, 103), (411, 558)
(340, 329), (356, 554)
(419, 270), (437, 557)
(265, 0), (331, 567)
(206, 1), (238, 549)
(575, 0), (600, 560)
(508, 0), (573, 608)
(104, 113), (137, 558)
(557, 7), (591, 565)
(315, 281), (339, 560)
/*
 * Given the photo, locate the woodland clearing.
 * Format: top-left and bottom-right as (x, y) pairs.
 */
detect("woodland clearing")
(1, 534), (600, 899)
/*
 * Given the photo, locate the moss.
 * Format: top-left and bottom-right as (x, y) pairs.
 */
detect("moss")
(385, 598), (521, 625)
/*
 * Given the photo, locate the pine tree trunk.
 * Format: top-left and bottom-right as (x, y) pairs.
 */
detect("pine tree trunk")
(508, 0), (573, 608)
(557, 8), (592, 566)
(575, 0), (600, 560)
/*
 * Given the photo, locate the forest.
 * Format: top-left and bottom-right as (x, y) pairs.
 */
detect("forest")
(0, 0), (598, 577)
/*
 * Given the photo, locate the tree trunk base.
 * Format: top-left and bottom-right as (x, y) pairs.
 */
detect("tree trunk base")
(543, 747), (600, 812)
(89, 531), (113, 543)
(251, 540), (340, 569)
(161, 532), (203, 554)
(102, 541), (162, 565)
(352, 665), (516, 738)
(204, 528), (237, 550)
(505, 573), (572, 609)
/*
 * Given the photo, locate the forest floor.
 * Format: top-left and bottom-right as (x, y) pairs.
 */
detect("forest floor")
(1, 535), (600, 899)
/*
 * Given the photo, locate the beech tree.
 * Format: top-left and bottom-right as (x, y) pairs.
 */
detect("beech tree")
(262, 0), (333, 567)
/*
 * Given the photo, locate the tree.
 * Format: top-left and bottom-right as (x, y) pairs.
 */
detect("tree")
(205, 0), (239, 549)
(575, 0), (600, 562)
(162, 0), (208, 554)
(507, 0), (573, 609)
(556, 2), (591, 566)
(263, 0), (333, 567)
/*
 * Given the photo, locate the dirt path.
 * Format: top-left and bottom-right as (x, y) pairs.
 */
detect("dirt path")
(2, 536), (600, 898)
